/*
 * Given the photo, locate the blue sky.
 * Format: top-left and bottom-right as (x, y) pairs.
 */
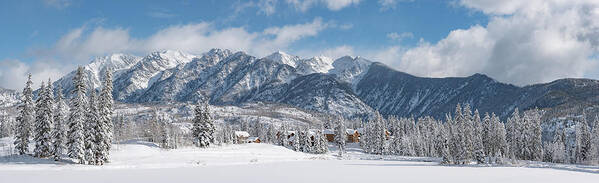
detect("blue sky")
(0, 0), (486, 61)
(1, 0), (598, 89)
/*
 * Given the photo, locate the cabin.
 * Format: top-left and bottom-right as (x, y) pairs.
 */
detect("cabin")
(346, 129), (360, 143)
(234, 131), (250, 144)
(247, 137), (261, 143)
(323, 129), (335, 142)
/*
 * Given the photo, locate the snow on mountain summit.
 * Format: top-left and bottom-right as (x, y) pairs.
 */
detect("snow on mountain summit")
(111, 50), (197, 100)
(264, 51), (301, 68)
(329, 55), (373, 87)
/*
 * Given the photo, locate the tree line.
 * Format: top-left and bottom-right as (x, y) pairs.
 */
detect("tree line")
(351, 104), (599, 165)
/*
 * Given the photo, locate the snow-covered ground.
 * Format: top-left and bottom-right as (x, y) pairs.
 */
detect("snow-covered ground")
(1, 137), (598, 183)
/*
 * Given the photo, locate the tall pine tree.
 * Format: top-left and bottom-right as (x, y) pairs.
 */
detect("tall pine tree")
(98, 69), (114, 162)
(590, 116), (599, 164)
(67, 67), (87, 164)
(14, 74), (34, 155)
(34, 80), (54, 158)
(334, 116), (346, 157)
(84, 91), (99, 165)
(52, 83), (67, 161)
(191, 102), (214, 147)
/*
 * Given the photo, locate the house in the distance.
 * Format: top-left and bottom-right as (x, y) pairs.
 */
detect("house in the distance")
(323, 129), (335, 142)
(235, 131), (250, 144)
(247, 137), (261, 143)
(346, 129), (359, 143)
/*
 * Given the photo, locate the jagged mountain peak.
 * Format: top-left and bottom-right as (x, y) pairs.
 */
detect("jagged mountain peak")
(85, 53), (140, 73)
(143, 50), (195, 64)
(264, 51), (301, 68)
(295, 56), (334, 74)
(205, 48), (233, 58)
(329, 55), (373, 86)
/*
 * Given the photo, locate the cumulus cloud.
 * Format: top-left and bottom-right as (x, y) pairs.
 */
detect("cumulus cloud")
(39, 18), (327, 60)
(0, 59), (67, 90)
(378, 0), (413, 11)
(296, 45), (355, 59)
(43, 0), (71, 9)
(284, 0), (360, 12)
(237, 0), (360, 15)
(387, 32), (414, 42)
(396, 0), (599, 85)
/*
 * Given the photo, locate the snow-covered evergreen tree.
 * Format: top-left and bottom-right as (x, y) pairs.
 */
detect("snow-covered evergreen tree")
(98, 69), (114, 162)
(159, 117), (172, 149)
(590, 116), (599, 164)
(52, 83), (67, 161)
(0, 113), (13, 138)
(14, 74), (34, 155)
(67, 67), (87, 163)
(491, 113), (508, 164)
(191, 102), (215, 147)
(575, 120), (592, 163)
(334, 116), (346, 156)
(33, 81), (54, 158)
(471, 109), (485, 163)
(506, 108), (520, 160)
(388, 116), (401, 155)
(266, 124), (276, 144)
(312, 125), (328, 154)
(84, 91), (99, 165)
(551, 127), (567, 163)
(292, 129), (300, 151)
(439, 123), (453, 164)
(524, 109), (543, 161)
(372, 112), (387, 155)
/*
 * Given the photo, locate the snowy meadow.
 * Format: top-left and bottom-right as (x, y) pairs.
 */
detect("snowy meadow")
(1, 137), (598, 183)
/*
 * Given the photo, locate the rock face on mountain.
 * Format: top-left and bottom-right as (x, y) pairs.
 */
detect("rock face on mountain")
(33, 49), (599, 120)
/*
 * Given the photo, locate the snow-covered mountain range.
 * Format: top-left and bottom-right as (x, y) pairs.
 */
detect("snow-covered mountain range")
(4, 48), (599, 120)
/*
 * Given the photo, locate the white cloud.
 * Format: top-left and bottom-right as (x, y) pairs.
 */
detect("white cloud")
(236, 0), (360, 16)
(387, 32), (413, 42)
(44, 18), (328, 60)
(261, 18), (328, 53)
(43, 0), (71, 9)
(378, 0), (413, 11)
(395, 0), (599, 85)
(0, 59), (67, 90)
(147, 8), (177, 18)
(286, 0), (360, 12)
(369, 46), (405, 68)
(323, 0), (361, 11)
(296, 45), (355, 59)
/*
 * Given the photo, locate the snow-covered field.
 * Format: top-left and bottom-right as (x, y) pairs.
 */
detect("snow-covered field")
(1, 137), (598, 183)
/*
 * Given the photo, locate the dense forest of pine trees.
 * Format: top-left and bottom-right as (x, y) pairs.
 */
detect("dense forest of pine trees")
(357, 104), (599, 165)
(9, 67), (114, 165)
